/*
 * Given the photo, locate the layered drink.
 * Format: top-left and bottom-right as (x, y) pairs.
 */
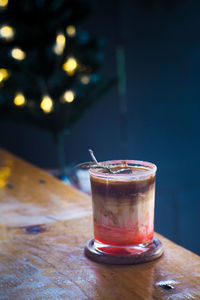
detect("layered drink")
(89, 160), (157, 255)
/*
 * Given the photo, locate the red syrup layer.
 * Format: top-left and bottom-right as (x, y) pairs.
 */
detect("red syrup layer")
(95, 244), (145, 256)
(94, 222), (154, 246)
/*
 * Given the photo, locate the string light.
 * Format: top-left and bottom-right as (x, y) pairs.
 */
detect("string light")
(62, 90), (75, 103)
(53, 33), (66, 55)
(0, 0), (8, 7)
(0, 25), (14, 40)
(0, 68), (9, 82)
(80, 75), (90, 85)
(11, 48), (26, 60)
(62, 57), (78, 76)
(13, 93), (26, 106)
(66, 25), (76, 37)
(40, 95), (53, 113)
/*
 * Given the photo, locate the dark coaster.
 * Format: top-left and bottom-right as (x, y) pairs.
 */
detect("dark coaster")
(84, 238), (163, 265)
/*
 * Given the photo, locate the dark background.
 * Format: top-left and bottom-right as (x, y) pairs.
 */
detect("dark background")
(1, 0), (200, 254)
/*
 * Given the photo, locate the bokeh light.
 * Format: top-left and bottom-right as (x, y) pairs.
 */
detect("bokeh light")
(0, 68), (9, 82)
(80, 75), (90, 84)
(62, 90), (75, 103)
(0, 0), (8, 8)
(62, 57), (78, 76)
(14, 93), (26, 106)
(53, 33), (66, 55)
(66, 25), (76, 37)
(0, 25), (14, 40)
(11, 48), (26, 60)
(40, 95), (53, 113)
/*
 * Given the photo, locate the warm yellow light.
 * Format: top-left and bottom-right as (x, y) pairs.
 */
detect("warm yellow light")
(54, 33), (66, 55)
(0, 0), (8, 7)
(40, 95), (53, 113)
(11, 48), (26, 60)
(62, 57), (78, 75)
(14, 93), (26, 106)
(0, 166), (10, 188)
(0, 68), (9, 82)
(80, 75), (90, 84)
(56, 33), (65, 45)
(66, 25), (76, 37)
(62, 90), (75, 103)
(0, 25), (14, 40)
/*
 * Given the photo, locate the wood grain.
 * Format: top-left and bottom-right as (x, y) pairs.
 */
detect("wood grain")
(0, 148), (199, 299)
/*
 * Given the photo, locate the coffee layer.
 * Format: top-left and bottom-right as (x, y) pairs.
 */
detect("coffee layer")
(90, 175), (155, 201)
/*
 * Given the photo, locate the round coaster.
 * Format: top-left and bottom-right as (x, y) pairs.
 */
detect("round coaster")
(84, 238), (163, 265)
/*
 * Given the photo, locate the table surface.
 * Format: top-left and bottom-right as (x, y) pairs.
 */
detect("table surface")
(0, 148), (199, 300)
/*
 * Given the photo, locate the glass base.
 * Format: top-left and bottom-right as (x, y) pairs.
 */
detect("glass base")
(84, 238), (163, 265)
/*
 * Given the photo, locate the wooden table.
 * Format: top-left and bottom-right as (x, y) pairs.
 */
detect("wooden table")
(0, 148), (199, 300)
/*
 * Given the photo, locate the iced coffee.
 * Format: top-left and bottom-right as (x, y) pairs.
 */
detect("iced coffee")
(89, 160), (157, 255)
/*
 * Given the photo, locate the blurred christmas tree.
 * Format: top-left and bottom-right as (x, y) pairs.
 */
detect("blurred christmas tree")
(0, 0), (115, 175)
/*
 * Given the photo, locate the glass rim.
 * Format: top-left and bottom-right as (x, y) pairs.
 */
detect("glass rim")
(89, 160), (157, 180)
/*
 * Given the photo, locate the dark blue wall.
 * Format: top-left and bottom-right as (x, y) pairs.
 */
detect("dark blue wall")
(1, 0), (200, 254)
